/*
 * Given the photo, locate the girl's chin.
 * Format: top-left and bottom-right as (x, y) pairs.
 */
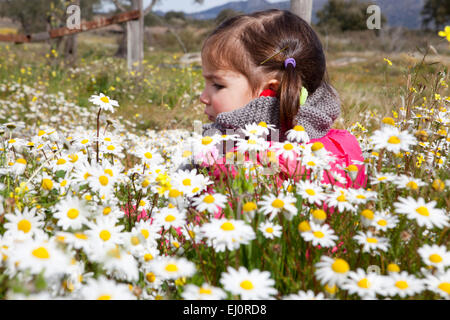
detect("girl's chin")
(208, 115), (215, 122)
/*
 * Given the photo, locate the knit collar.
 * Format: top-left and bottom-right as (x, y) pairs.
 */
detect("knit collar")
(203, 82), (341, 140)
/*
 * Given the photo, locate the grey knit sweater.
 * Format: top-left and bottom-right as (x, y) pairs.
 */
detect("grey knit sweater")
(202, 81), (341, 140)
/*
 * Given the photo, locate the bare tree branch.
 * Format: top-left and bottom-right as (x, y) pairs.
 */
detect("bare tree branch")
(143, 0), (158, 16)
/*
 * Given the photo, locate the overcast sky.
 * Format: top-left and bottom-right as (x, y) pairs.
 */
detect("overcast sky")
(150, 0), (281, 13)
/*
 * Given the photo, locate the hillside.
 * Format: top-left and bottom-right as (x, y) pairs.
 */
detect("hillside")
(187, 0), (428, 30)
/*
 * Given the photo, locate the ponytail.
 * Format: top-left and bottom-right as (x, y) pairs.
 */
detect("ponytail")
(279, 59), (301, 132)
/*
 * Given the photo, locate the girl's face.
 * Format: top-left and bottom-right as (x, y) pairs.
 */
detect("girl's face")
(200, 62), (259, 122)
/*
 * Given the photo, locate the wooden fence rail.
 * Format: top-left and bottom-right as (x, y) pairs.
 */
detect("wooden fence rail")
(0, 10), (140, 44)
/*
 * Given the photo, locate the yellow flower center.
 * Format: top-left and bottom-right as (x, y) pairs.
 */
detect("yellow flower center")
(81, 139), (89, 144)
(429, 254), (443, 263)
(266, 227), (274, 233)
(388, 136), (401, 144)
(357, 278), (371, 289)
(240, 280), (254, 290)
(382, 117), (395, 126)
(293, 125), (305, 132)
(16, 158), (27, 165)
(169, 189), (181, 198)
(331, 259), (350, 274)
(416, 206), (429, 217)
(298, 221), (311, 233)
(146, 272), (156, 282)
(313, 231), (325, 238)
(99, 230), (111, 241)
(243, 202), (257, 212)
(199, 287), (212, 295)
(97, 295), (111, 300)
(42, 178), (53, 190)
(141, 229), (149, 239)
(165, 263), (178, 272)
(406, 181), (418, 190)
(366, 237), (378, 243)
(284, 143), (294, 151)
(144, 152), (152, 159)
(337, 195), (346, 202)
(67, 208), (79, 220)
(182, 178), (191, 186)
(312, 209), (326, 220)
(202, 136), (213, 145)
(203, 195), (215, 204)
(258, 121), (267, 128)
(438, 283), (450, 294)
(271, 199), (284, 209)
(131, 236), (140, 246)
(305, 189), (316, 196)
(107, 145), (115, 151)
(311, 142), (324, 151)
(387, 263), (400, 273)
(361, 209), (374, 220)
(377, 219), (388, 226)
(165, 214), (176, 222)
(99, 175), (109, 186)
(103, 207), (111, 215)
(221, 222), (235, 231)
(395, 280), (409, 290)
(144, 254), (153, 262)
(18, 219), (32, 233)
(307, 161), (316, 166)
(75, 233), (88, 240)
(248, 139), (257, 145)
(56, 158), (66, 165)
(32, 247), (50, 259)
(100, 96), (110, 103)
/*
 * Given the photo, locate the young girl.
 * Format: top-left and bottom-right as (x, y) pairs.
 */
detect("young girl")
(198, 9), (366, 188)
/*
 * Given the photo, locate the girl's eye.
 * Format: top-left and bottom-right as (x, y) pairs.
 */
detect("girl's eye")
(213, 83), (225, 90)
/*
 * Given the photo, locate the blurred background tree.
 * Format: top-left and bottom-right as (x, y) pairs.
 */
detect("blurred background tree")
(215, 9), (243, 25)
(421, 0), (450, 31)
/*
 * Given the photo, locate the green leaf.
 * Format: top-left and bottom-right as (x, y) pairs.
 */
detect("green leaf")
(299, 86), (308, 106)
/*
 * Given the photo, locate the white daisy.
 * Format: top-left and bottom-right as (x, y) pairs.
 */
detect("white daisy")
(80, 276), (136, 300)
(341, 268), (386, 298)
(220, 266), (277, 300)
(283, 290), (325, 300)
(353, 231), (390, 254)
(85, 216), (124, 250)
(314, 256), (350, 286)
(259, 193), (298, 221)
(192, 192), (228, 215)
(425, 270), (450, 299)
(370, 211), (399, 232)
(258, 221), (282, 239)
(200, 218), (255, 252)
(417, 244), (450, 270)
(274, 140), (302, 162)
(52, 196), (89, 231)
(301, 222), (338, 248)
(152, 206), (186, 231)
(370, 126), (417, 153)
(394, 197), (448, 229)
(89, 93), (119, 113)
(286, 125), (310, 143)
(181, 283), (227, 300)
(326, 188), (356, 212)
(384, 271), (424, 298)
(148, 256), (196, 280)
(296, 180), (326, 205)
(4, 207), (45, 240)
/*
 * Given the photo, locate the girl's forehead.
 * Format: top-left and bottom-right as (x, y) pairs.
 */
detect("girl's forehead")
(202, 67), (242, 81)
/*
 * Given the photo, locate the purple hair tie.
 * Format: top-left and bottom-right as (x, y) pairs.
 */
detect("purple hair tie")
(284, 58), (296, 69)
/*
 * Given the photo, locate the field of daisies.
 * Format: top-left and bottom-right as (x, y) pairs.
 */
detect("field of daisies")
(0, 34), (449, 300)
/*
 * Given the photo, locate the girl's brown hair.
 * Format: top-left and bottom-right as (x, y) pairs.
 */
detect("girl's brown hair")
(202, 9), (336, 132)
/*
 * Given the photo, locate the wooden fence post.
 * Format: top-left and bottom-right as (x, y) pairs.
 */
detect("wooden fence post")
(127, 0), (144, 72)
(290, 0), (313, 25)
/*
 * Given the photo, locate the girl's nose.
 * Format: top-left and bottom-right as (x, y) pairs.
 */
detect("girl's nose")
(200, 89), (209, 105)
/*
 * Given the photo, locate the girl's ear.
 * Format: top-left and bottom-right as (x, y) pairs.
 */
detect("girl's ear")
(262, 79), (280, 92)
